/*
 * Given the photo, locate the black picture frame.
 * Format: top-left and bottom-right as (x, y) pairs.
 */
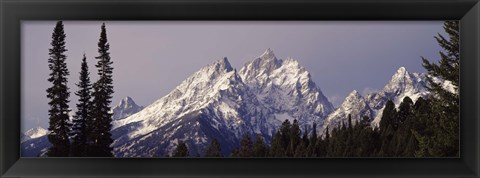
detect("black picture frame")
(1, 0), (479, 177)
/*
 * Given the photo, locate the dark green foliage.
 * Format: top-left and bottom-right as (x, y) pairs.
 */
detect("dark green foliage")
(71, 54), (92, 157)
(46, 21), (71, 157)
(397, 97), (414, 124)
(173, 141), (189, 157)
(302, 125), (309, 148)
(268, 131), (285, 157)
(279, 120), (291, 152)
(307, 122), (317, 156)
(288, 120), (301, 156)
(88, 23), (114, 157)
(253, 134), (269, 157)
(294, 140), (307, 157)
(205, 138), (222, 157)
(347, 114), (352, 130)
(238, 134), (254, 157)
(226, 92), (455, 157)
(420, 20), (459, 157)
(379, 100), (397, 131)
(218, 22), (459, 157)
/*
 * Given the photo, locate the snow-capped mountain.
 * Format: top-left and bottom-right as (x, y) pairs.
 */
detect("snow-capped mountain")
(111, 49), (334, 157)
(366, 67), (428, 109)
(22, 49), (451, 157)
(20, 97), (144, 157)
(111, 57), (273, 156)
(323, 67), (431, 131)
(20, 127), (50, 157)
(366, 67), (429, 124)
(323, 90), (374, 130)
(21, 135), (50, 157)
(21, 126), (48, 142)
(112, 96), (144, 120)
(239, 48), (334, 127)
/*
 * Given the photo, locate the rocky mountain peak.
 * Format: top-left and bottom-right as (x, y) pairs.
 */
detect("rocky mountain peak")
(112, 96), (143, 120)
(213, 57), (233, 72)
(260, 48), (276, 61)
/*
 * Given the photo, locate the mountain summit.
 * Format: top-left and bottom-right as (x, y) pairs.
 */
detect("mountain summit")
(22, 126), (48, 142)
(323, 67), (431, 131)
(112, 96), (144, 120)
(239, 48), (334, 127)
(110, 49), (334, 157)
(22, 52), (447, 157)
(323, 90), (373, 130)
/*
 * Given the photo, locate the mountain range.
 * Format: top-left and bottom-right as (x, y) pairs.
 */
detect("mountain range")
(21, 48), (449, 157)
(20, 96), (145, 157)
(322, 67), (432, 131)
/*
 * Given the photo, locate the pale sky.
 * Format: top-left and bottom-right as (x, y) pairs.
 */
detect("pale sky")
(21, 21), (445, 131)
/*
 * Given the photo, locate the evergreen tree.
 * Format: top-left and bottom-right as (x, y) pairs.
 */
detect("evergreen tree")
(314, 138), (327, 157)
(397, 97), (414, 124)
(88, 23), (114, 157)
(46, 21), (71, 157)
(315, 127), (329, 157)
(173, 141), (189, 157)
(279, 120), (292, 152)
(205, 138), (222, 157)
(347, 114), (353, 130)
(402, 132), (418, 157)
(294, 141), (307, 157)
(325, 127), (330, 141)
(412, 97), (433, 139)
(287, 120), (301, 156)
(269, 131), (285, 157)
(326, 127), (339, 157)
(420, 20), (459, 157)
(302, 125), (309, 148)
(307, 122), (318, 156)
(360, 116), (371, 128)
(238, 134), (254, 157)
(71, 54), (92, 157)
(230, 149), (240, 157)
(379, 100), (397, 131)
(377, 100), (397, 156)
(253, 134), (268, 157)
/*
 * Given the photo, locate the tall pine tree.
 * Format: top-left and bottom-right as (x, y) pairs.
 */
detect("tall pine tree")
(71, 54), (92, 157)
(173, 141), (189, 157)
(238, 134), (254, 157)
(269, 131), (285, 157)
(307, 122), (317, 156)
(253, 134), (268, 157)
(89, 23), (114, 157)
(420, 20), (459, 157)
(46, 21), (71, 157)
(287, 120), (301, 156)
(205, 138), (222, 157)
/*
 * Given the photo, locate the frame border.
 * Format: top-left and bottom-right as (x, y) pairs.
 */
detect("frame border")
(1, 0), (479, 177)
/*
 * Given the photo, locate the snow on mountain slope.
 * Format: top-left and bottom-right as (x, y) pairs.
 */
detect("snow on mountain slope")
(20, 97), (143, 157)
(21, 135), (50, 157)
(111, 57), (277, 156)
(112, 96), (144, 120)
(238, 48), (334, 127)
(22, 126), (48, 142)
(111, 49), (335, 157)
(323, 67), (435, 131)
(22, 50), (455, 157)
(21, 127), (50, 157)
(322, 90), (374, 131)
(368, 67), (429, 108)
(112, 58), (247, 137)
(366, 67), (430, 125)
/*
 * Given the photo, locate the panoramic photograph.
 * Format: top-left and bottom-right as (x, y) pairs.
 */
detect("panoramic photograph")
(21, 21), (459, 157)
